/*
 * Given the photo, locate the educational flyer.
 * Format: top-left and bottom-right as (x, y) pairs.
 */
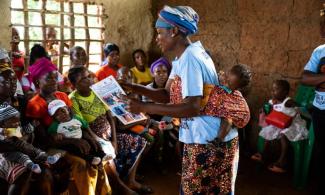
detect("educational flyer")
(90, 76), (147, 125)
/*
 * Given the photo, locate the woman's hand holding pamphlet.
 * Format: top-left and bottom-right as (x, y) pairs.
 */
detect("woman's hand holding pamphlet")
(90, 76), (147, 125)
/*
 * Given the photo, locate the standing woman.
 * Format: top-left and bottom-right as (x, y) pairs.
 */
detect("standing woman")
(301, 6), (325, 195)
(124, 6), (239, 195)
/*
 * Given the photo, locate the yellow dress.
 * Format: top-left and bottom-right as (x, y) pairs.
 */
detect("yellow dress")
(130, 66), (153, 85)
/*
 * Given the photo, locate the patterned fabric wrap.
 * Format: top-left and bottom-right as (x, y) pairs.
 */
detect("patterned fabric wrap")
(114, 133), (146, 178)
(170, 76), (250, 128)
(89, 114), (111, 141)
(170, 76), (183, 104)
(201, 85), (250, 128)
(181, 137), (239, 194)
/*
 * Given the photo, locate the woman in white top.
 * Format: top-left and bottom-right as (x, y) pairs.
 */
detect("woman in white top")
(123, 5), (239, 195)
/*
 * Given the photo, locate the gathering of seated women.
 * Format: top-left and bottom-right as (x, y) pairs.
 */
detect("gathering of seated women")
(1, 4), (323, 195)
(0, 42), (159, 194)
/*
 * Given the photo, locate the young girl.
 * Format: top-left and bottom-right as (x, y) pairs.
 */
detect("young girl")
(96, 43), (123, 81)
(130, 49), (153, 85)
(251, 80), (309, 173)
(47, 99), (109, 165)
(0, 103), (61, 173)
(62, 46), (95, 94)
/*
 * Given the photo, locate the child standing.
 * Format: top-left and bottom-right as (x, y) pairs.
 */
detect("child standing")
(251, 80), (309, 173)
(47, 99), (110, 165)
(0, 103), (60, 173)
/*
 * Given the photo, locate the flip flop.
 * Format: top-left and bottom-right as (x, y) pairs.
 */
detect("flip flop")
(268, 164), (286, 173)
(134, 185), (154, 194)
(135, 174), (145, 183)
(251, 153), (262, 162)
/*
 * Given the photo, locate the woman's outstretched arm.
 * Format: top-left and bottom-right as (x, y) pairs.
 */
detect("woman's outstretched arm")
(127, 96), (201, 118)
(121, 79), (173, 103)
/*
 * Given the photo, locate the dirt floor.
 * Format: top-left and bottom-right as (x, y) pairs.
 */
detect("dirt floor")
(139, 145), (316, 195)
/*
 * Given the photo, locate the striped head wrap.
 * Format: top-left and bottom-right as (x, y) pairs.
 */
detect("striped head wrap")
(0, 103), (20, 123)
(155, 5), (199, 36)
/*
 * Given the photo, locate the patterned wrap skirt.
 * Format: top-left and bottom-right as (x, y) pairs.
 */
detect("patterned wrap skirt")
(114, 133), (147, 178)
(181, 137), (239, 195)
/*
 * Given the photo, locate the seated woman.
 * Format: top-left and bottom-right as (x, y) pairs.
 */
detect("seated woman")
(0, 61), (54, 195)
(68, 66), (152, 194)
(20, 44), (65, 99)
(96, 43), (123, 81)
(25, 58), (111, 195)
(130, 49), (153, 85)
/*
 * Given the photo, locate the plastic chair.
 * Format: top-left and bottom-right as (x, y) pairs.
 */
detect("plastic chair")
(290, 122), (314, 189)
(256, 85), (315, 189)
(294, 85), (315, 108)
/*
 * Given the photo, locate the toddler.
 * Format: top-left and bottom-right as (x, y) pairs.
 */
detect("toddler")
(48, 99), (110, 165)
(0, 103), (60, 173)
(201, 64), (252, 144)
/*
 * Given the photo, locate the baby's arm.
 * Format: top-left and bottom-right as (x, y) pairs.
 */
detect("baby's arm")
(284, 99), (296, 108)
(52, 133), (65, 141)
(218, 118), (233, 141)
(82, 127), (100, 152)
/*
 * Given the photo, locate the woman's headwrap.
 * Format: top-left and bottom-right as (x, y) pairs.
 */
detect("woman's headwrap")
(150, 57), (171, 74)
(103, 43), (119, 57)
(155, 5), (199, 36)
(0, 48), (12, 74)
(28, 57), (57, 83)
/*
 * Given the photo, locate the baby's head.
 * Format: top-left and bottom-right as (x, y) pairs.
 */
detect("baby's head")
(226, 64), (252, 92)
(0, 103), (20, 128)
(117, 66), (134, 83)
(48, 100), (71, 123)
(272, 79), (290, 101)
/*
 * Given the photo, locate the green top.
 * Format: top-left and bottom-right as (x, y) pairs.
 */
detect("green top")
(69, 90), (108, 123)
